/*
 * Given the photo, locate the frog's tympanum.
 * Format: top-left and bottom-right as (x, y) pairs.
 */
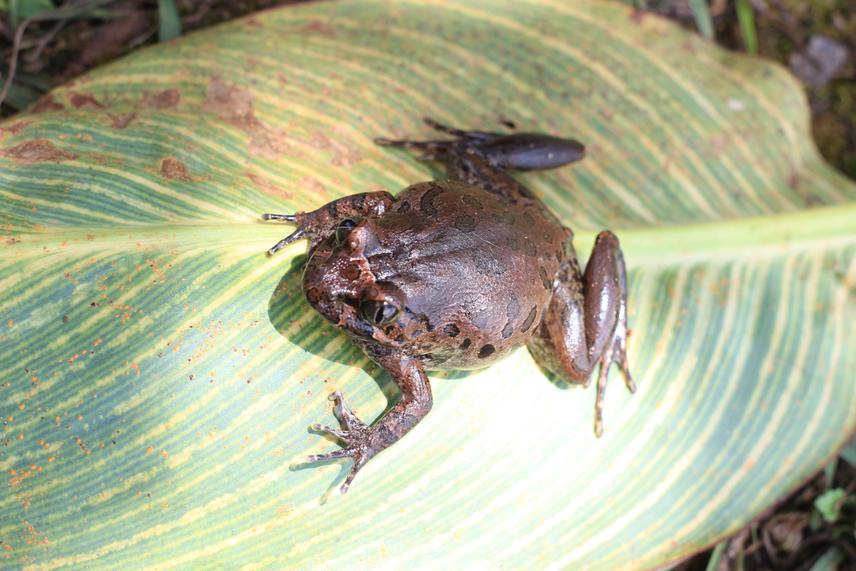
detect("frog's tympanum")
(262, 119), (635, 492)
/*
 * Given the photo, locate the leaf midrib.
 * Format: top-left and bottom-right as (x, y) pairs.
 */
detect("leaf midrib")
(2, 202), (854, 267)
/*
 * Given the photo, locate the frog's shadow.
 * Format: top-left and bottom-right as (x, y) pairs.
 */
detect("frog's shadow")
(266, 255), (478, 407)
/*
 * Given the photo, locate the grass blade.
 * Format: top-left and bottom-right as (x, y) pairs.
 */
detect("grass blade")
(688, 0), (714, 40)
(736, 0), (758, 54)
(157, 0), (181, 42)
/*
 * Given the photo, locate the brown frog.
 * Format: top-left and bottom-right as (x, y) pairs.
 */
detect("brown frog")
(262, 118), (635, 493)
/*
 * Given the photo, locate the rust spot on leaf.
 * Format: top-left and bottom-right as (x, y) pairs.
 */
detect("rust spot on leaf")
(201, 76), (292, 159)
(298, 176), (326, 195)
(159, 156), (207, 182)
(69, 92), (106, 109)
(2, 140), (77, 162)
(307, 130), (362, 167)
(0, 121), (31, 138)
(110, 112), (138, 129)
(31, 94), (64, 113)
(202, 76), (257, 128)
(245, 171), (294, 199)
(141, 88), (180, 110)
(302, 20), (335, 35)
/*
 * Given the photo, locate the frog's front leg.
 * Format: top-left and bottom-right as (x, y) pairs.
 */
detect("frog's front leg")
(526, 231), (635, 437)
(261, 191), (394, 254)
(308, 352), (432, 493)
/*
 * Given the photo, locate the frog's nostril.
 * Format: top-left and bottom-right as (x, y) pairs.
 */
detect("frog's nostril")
(342, 265), (361, 280)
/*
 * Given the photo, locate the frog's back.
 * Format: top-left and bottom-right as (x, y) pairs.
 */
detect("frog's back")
(366, 181), (567, 369)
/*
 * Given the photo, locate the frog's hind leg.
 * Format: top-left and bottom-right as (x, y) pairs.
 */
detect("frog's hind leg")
(526, 231), (635, 437)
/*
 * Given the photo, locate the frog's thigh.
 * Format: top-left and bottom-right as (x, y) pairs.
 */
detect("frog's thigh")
(526, 231), (625, 384)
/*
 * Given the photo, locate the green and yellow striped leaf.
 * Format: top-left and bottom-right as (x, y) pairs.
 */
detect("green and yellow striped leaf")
(1, 1), (854, 568)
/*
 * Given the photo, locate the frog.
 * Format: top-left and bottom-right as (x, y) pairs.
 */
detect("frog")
(262, 118), (635, 493)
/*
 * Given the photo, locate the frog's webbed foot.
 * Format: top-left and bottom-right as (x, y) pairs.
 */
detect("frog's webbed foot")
(307, 391), (375, 494)
(260, 191), (394, 255)
(306, 357), (432, 494)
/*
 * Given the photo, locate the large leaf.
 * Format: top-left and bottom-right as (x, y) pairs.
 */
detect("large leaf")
(1, 1), (854, 568)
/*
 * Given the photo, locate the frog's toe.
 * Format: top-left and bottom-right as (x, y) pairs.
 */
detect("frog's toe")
(341, 455), (370, 493)
(617, 331), (636, 393)
(306, 448), (353, 463)
(620, 358), (636, 393)
(310, 423), (349, 440)
(261, 213), (297, 222)
(260, 211), (306, 255)
(422, 117), (496, 141)
(593, 328), (636, 437)
(329, 391), (368, 433)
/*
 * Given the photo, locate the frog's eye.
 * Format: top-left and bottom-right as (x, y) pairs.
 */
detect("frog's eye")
(359, 299), (399, 325)
(335, 218), (358, 245)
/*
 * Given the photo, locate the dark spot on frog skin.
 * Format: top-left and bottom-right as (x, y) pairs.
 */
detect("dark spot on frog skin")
(478, 344), (496, 358)
(506, 296), (520, 319)
(454, 214), (476, 232)
(403, 308), (433, 334)
(539, 266), (551, 290)
(397, 201), (411, 213)
(524, 238), (537, 257)
(443, 323), (460, 337)
(520, 306), (538, 332)
(460, 338), (472, 350)
(505, 237), (520, 252)
(555, 249), (563, 263)
(378, 426), (397, 445)
(523, 212), (535, 227)
(501, 321), (514, 339)
(462, 195), (483, 210)
(420, 184), (444, 216)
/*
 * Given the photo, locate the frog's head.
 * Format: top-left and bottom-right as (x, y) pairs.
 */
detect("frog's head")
(302, 218), (406, 342)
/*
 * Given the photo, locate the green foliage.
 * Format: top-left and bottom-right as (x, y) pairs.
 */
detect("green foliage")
(157, 0), (181, 42)
(688, 0), (714, 40)
(735, 0), (758, 54)
(814, 489), (845, 523)
(7, 0), (53, 28)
